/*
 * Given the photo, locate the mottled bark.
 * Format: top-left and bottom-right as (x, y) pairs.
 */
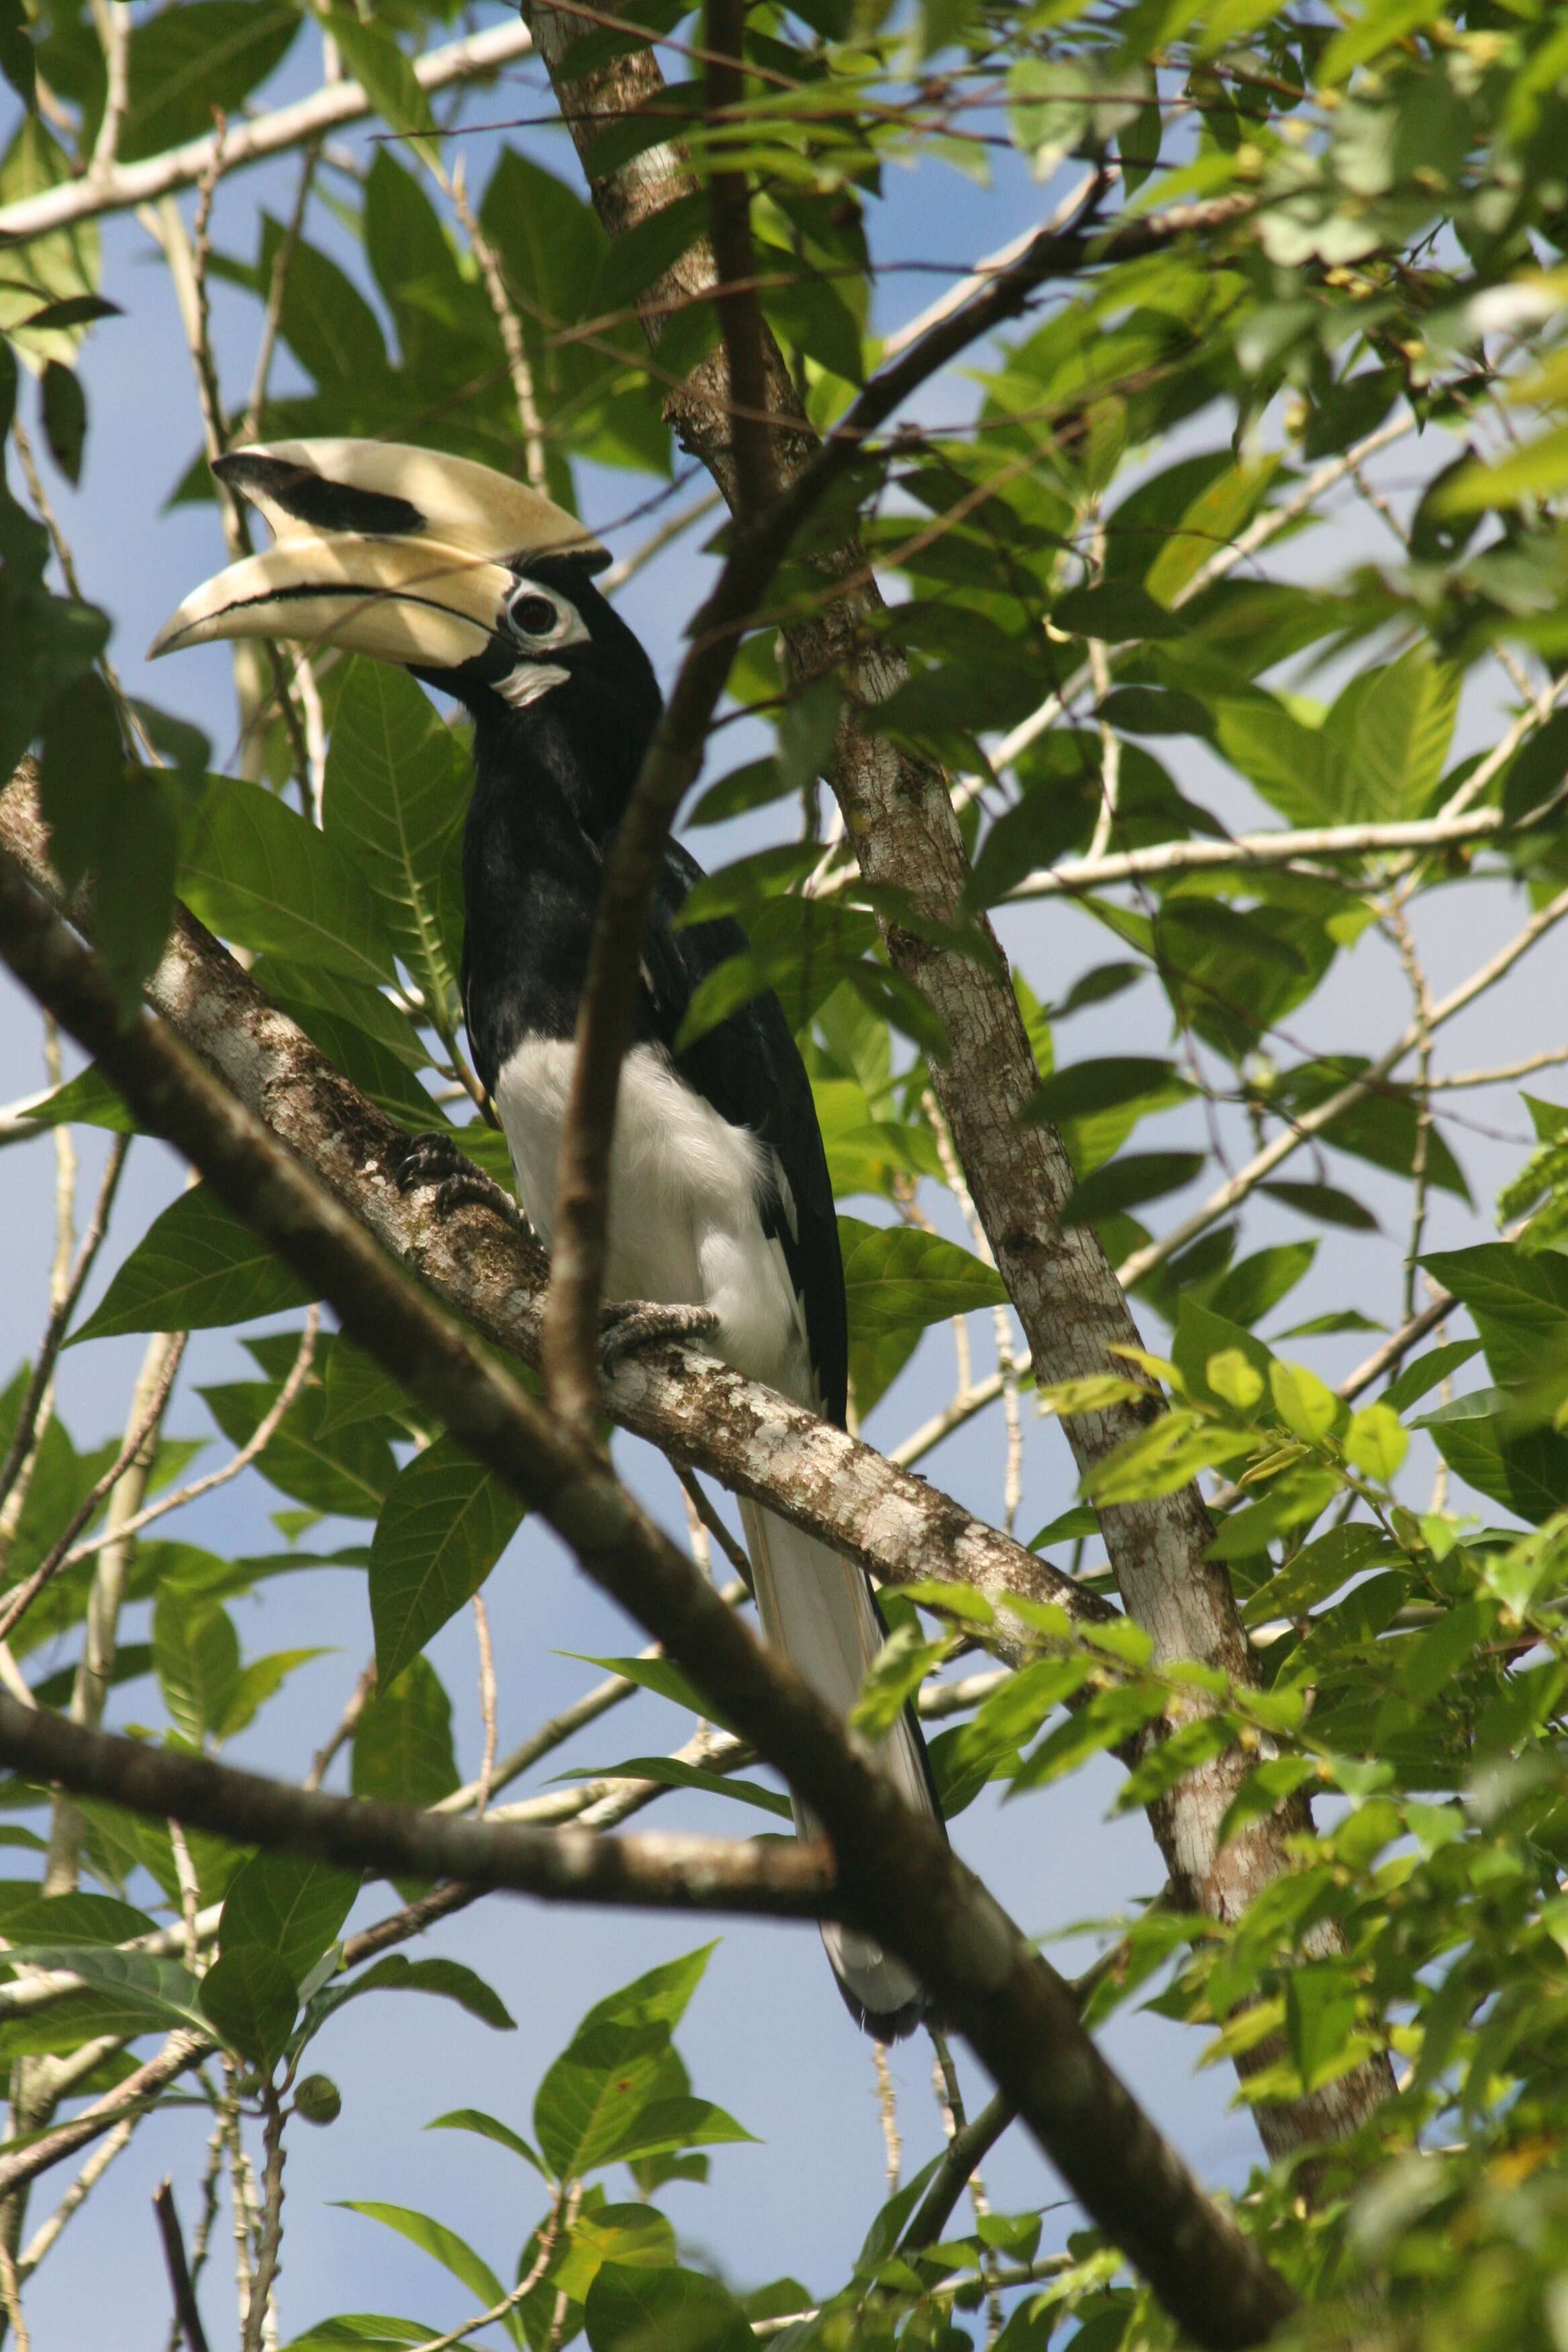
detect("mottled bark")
(518, 7), (1391, 2151)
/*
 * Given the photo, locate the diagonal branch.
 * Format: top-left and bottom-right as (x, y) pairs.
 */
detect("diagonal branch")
(0, 20), (535, 243)
(0, 843), (1294, 2352)
(0, 773), (1096, 1657)
(517, 11), (1390, 2158)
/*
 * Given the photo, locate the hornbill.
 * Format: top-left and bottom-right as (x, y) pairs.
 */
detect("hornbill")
(152, 438), (942, 2038)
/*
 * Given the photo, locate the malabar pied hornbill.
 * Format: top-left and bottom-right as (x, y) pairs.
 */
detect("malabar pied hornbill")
(152, 438), (941, 2037)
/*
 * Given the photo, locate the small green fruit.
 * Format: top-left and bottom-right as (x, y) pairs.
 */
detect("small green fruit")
(294, 2073), (342, 2125)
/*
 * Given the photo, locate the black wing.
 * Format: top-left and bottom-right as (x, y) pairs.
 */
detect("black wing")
(636, 838), (848, 1428)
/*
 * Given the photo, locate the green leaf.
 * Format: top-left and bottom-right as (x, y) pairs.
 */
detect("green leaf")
(370, 1437), (524, 1692)
(117, 2), (299, 162)
(1062, 1150), (1205, 1226)
(1285, 1963), (1359, 2094)
(573, 1947), (717, 2041)
(352, 1657), (459, 1812)
(260, 219), (389, 389)
(200, 1945), (299, 2071)
(219, 1648), (331, 1742)
(307, 1955), (514, 2041)
(201, 1381), (395, 1521)
(71, 1185), (311, 1344)
(1381, 1340), (1483, 1416)
(338, 2203), (509, 2315)
(181, 774), (398, 987)
(1024, 1057), (1191, 1125)
(533, 1949), (724, 2182)
(586, 2095), (755, 2172)
(1279, 1063), (1470, 1202)
(1422, 1389), (1568, 1526)
(0, 1944), (209, 2038)
(1345, 1404), (1409, 1483)
(1239, 1524), (1394, 1626)
(153, 1588), (240, 1745)
(561, 1655), (714, 1725)
(1, 584), (107, 790)
(585, 2264), (751, 2352)
(1421, 1245), (1568, 1386)
(323, 15), (438, 160)
(322, 661), (469, 1025)
(1260, 1179), (1379, 1233)
(1439, 425), (1568, 514)
(558, 1759), (789, 1820)
(1322, 647), (1459, 823)
(0, 1886), (154, 1945)
(251, 957), (427, 1071)
(26, 1064), (135, 1134)
(280, 2319), (436, 2350)
(838, 1216), (1006, 1340)
(1210, 1244), (1316, 1330)
(320, 1341), (423, 1437)
(849, 1622), (950, 1741)
(1269, 1361), (1338, 1443)
(550, 2204), (677, 2306)
(219, 1852), (358, 1990)
(427, 2108), (546, 2175)
(40, 359), (84, 483)
(1400, 1598), (1491, 1704)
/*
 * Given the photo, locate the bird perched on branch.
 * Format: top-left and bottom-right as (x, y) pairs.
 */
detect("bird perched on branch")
(153, 436), (940, 2038)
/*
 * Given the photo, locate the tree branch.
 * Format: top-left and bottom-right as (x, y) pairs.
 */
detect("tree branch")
(0, 846), (1294, 2352)
(153, 2179), (211, 2352)
(514, 10), (1385, 2161)
(0, 766), (1095, 1659)
(0, 20), (534, 242)
(0, 1697), (837, 1915)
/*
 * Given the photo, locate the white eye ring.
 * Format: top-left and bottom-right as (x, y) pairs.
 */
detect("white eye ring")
(505, 585), (565, 644)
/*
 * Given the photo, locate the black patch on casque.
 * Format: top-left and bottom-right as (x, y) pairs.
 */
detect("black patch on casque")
(213, 452), (426, 540)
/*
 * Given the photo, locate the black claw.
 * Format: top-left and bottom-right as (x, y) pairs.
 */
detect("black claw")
(392, 1130), (470, 1195)
(393, 1132), (533, 1242)
(599, 1301), (720, 1375)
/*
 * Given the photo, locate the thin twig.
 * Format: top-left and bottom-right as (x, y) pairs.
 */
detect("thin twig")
(600, 488), (724, 593)
(154, 2179), (212, 2352)
(675, 1472), (754, 1585)
(61, 1308), (318, 1571)
(409, 2186), (564, 2352)
(0, 2237), (28, 2352)
(168, 1822), (203, 1973)
(0, 1110), (125, 1530)
(873, 2043), (901, 2194)
(238, 142), (320, 444)
(473, 1594), (499, 1818)
(0, 1330), (188, 1651)
(1118, 879), (1568, 1288)
(16, 2115), (134, 2279)
(446, 159), (549, 491)
(240, 2091), (285, 2352)
(87, 0), (130, 182)
(303, 1661), (375, 1794)
(44, 1325), (187, 1898)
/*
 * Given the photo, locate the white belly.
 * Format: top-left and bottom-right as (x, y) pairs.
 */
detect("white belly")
(493, 1036), (816, 1406)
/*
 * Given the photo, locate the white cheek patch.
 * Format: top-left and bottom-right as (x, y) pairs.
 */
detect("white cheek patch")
(497, 660), (571, 709)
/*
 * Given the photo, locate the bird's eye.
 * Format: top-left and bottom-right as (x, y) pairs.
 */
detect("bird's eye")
(507, 590), (560, 641)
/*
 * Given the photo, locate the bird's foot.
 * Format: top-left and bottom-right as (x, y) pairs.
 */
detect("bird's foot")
(599, 1300), (720, 1376)
(393, 1130), (535, 1242)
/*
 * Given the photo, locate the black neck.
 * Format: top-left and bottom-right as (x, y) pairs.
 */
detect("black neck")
(454, 582), (663, 1089)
